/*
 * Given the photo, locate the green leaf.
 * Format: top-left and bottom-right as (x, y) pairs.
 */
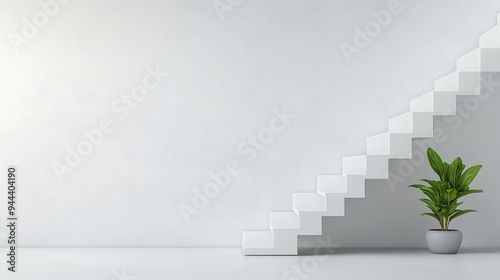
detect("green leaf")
(445, 188), (458, 203)
(421, 179), (437, 190)
(412, 183), (439, 202)
(442, 162), (450, 181)
(420, 198), (441, 214)
(422, 179), (443, 190)
(420, 198), (437, 209)
(422, 179), (448, 193)
(421, 212), (440, 221)
(409, 184), (430, 190)
(409, 184), (434, 194)
(448, 157), (463, 188)
(441, 201), (462, 218)
(458, 165), (482, 191)
(449, 209), (478, 221)
(456, 189), (483, 199)
(427, 148), (445, 180)
(441, 204), (452, 217)
(447, 201), (463, 216)
(438, 180), (449, 192)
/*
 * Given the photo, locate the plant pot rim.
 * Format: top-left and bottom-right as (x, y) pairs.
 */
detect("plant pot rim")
(428, 229), (461, 232)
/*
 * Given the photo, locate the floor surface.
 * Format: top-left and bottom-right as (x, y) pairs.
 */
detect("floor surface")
(0, 248), (499, 280)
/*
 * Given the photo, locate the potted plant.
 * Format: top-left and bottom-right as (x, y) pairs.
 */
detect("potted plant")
(409, 148), (483, 254)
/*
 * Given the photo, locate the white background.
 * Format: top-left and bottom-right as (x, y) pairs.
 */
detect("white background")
(0, 0), (499, 248)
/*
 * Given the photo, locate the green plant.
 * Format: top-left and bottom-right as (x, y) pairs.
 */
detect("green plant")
(409, 148), (483, 231)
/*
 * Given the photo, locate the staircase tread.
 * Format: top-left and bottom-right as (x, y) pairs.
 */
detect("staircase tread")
(292, 193), (326, 212)
(342, 155), (367, 175)
(434, 71), (458, 91)
(317, 175), (347, 194)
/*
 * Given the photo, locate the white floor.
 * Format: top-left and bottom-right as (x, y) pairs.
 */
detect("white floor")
(0, 248), (499, 280)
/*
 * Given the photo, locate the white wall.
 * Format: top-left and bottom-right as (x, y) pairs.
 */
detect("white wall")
(0, 0), (499, 248)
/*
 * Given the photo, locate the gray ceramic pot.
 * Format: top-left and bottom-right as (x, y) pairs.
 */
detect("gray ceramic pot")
(426, 229), (463, 254)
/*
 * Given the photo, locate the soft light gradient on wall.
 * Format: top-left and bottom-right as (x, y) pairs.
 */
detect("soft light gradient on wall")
(0, 0), (499, 248)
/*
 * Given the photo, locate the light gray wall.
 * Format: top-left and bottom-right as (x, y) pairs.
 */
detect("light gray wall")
(0, 0), (499, 248)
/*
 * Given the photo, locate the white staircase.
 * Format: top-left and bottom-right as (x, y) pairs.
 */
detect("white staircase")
(242, 14), (500, 255)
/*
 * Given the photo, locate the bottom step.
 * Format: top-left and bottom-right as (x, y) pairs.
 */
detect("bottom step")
(242, 231), (298, 255)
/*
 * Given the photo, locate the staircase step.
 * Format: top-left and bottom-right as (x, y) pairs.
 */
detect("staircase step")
(388, 133), (413, 159)
(270, 212), (299, 229)
(481, 48), (500, 72)
(388, 112), (433, 137)
(296, 211), (324, 235)
(411, 112), (433, 138)
(434, 71), (458, 92)
(366, 132), (389, 155)
(457, 48), (481, 72)
(242, 230), (298, 255)
(479, 25), (500, 48)
(433, 91), (457, 115)
(366, 155), (389, 179)
(388, 112), (412, 133)
(367, 132), (412, 158)
(320, 174), (365, 198)
(292, 193), (326, 212)
(324, 194), (346, 216)
(458, 71), (482, 95)
(410, 91), (433, 112)
(317, 175), (346, 194)
(344, 174), (366, 198)
(272, 230), (299, 254)
(342, 155), (389, 178)
(342, 155), (366, 175)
